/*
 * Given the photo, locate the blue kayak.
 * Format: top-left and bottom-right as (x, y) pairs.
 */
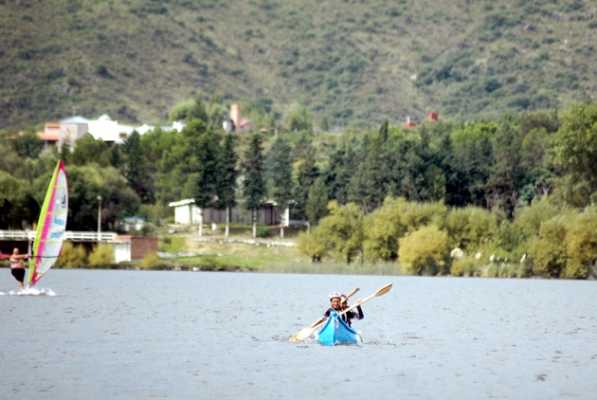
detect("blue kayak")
(316, 311), (361, 345)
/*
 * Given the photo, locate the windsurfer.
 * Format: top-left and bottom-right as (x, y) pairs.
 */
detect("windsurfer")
(323, 292), (364, 328)
(9, 248), (29, 290)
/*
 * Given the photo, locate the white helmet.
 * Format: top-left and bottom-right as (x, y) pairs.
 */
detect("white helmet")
(329, 292), (342, 300)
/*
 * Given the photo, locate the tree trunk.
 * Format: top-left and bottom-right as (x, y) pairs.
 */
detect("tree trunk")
(252, 208), (257, 238)
(225, 206), (230, 238)
(198, 208), (203, 237)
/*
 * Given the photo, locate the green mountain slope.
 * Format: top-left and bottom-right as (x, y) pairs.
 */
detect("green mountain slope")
(1, 0), (596, 129)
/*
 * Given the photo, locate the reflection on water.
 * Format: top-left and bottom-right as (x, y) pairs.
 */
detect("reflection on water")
(1, 270), (597, 399)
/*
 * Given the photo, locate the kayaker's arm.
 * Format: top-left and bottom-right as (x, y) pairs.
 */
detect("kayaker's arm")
(354, 305), (364, 320)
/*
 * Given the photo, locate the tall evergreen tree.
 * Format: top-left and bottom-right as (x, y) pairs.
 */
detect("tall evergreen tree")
(123, 131), (155, 204)
(269, 137), (293, 237)
(487, 119), (524, 217)
(293, 146), (319, 218)
(182, 122), (222, 236)
(241, 134), (266, 237)
(306, 177), (329, 225)
(348, 130), (390, 212)
(218, 134), (238, 237)
(324, 138), (360, 204)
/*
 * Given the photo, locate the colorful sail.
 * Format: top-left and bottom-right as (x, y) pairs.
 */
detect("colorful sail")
(27, 160), (68, 288)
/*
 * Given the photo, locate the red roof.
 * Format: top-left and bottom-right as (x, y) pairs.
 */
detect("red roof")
(37, 131), (60, 141)
(239, 119), (254, 127)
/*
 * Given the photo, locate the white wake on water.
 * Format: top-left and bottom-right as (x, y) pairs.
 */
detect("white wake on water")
(0, 288), (57, 296)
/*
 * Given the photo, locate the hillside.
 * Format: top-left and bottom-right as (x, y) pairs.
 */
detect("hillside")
(1, 0), (596, 129)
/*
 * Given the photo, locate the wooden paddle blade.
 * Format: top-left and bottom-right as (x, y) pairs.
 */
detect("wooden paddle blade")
(289, 318), (327, 342)
(374, 283), (393, 297)
(341, 288), (359, 305)
(339, 283), (393, 316)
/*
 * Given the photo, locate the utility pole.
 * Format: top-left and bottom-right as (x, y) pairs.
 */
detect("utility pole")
(97, 195), (102, 241)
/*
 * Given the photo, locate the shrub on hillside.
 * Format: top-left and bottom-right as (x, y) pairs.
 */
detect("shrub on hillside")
(564, 207), (597, 279)
(160, 236), (187, 254)
(529, 216), (568, 278)
(296, 231), (328, 262)
(398, 225), (449, 275)
(88, 244), (114, 268)
(55, 242), (87, 268)
(140, 253), (161, 270)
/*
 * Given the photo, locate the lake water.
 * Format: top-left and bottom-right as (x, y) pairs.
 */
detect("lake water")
(1, 270), (597, 399)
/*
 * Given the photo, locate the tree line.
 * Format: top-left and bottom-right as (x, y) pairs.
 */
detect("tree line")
(2, 100), (597, 277)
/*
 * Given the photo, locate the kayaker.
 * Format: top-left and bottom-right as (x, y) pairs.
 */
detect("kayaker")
(324, 292), (364, 328)
(9, 248), (29, 290)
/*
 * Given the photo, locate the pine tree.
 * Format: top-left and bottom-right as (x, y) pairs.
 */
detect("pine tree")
(269, 137), (293, 237)
(306, 177), (329, 225)
(123, 131), (155, 204)
(241, 134), (266, 237)
(293, 146), (319, 219)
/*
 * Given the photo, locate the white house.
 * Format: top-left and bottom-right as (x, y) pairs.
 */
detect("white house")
(88, 114), (135, 144)
(136, 120), (186, 136)
(169, 199), (201, 225)
(168, 199), (282, 225)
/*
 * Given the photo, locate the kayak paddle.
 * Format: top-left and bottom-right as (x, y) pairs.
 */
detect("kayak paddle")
(288, 287), (360, 343)
(289, 283), (393, 342)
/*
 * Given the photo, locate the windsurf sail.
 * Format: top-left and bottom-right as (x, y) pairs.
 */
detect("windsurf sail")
(27, 160), (68, 288)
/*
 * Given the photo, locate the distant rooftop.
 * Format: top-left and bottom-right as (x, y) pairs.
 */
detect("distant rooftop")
(60, 115), (90, 124)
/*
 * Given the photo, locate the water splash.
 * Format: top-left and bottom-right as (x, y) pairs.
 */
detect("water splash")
(4, 288), (57, 296)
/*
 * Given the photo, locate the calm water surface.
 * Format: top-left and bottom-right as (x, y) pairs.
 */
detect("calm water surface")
(1, 270), (597, 399)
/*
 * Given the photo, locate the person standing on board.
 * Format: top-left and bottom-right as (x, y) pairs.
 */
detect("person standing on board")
(323, 292), (364, 328)
(9, 248), (29, 290)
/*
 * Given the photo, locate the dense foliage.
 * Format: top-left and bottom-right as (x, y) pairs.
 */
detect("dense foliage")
(3, 101), (597, 278)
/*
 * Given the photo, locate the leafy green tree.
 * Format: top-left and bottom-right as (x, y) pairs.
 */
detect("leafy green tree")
(0, 171), (37, 229)
(551, 102), (597, 198)
(188, 92), (209, 123)
(513, 199), (558, 239)
(0, 142), (24, 174)
(529, 215), (569, 278)
(97, 167), (141, 231)
(63, 165), (103, 230)
(293, 146), (319, 218)
(218, 134), (238, 237)
(12, 128), (44, 159)
(363, 197), (410, 261)
(168, 99), (194, 122)
(398, 225), (449, 275)
(305, 177), (329, 225)
(156, 121), (208, 205)
(284, 102), (313, 132)
(315, 201), (364, 264)
(445, 206), (497, 252)
(487, 117), (524, 217)
(123, 131), (155, 204)
(564, 207), (597, 279)
(109, 144), (123, 170)
(88, 243), (115, 268)
(70, 133), (110, 167)
(519, 111), (559, 137)
(54, 242), (87, 268)
(296, 229), (329, 262)
(241, 134), (266, 237)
